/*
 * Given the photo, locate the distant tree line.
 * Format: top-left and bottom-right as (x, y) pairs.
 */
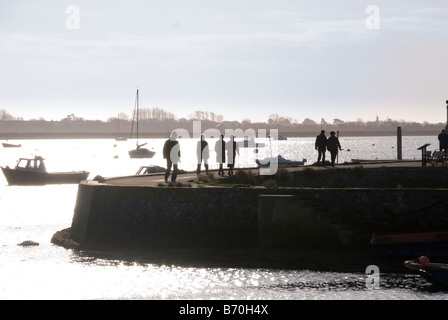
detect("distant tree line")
(0, 108), (445, 139)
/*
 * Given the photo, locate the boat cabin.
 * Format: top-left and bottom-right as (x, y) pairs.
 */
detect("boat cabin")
(135, 165), (165, 175)
(15, 156), (46, 172)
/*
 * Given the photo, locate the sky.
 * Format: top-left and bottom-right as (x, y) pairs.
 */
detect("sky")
(0, 0), (447, 124)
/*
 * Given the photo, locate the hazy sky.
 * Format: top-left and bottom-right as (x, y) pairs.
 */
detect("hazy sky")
(0, 0), (447, 123)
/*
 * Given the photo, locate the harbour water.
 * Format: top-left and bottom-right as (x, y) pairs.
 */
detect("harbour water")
(1, 136), (447, 300)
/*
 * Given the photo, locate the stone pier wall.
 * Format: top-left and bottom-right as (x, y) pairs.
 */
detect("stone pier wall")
(70, 180), (448, 250)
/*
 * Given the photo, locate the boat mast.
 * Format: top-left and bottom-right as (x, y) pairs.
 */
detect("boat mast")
(129, 89), (139, 144)
(136, 89), (139, 144)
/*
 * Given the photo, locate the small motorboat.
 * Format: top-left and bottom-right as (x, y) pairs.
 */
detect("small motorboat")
(2, 142), (21, 148)
(255, 155), (307, 167)
(135, 165), (166, 175)
(371, 231), (448, 257)
(1, 156), (89, 186)
(274, 135), (287, 141)
(404, 256), (448, 287)
(238, 137), (265, 148)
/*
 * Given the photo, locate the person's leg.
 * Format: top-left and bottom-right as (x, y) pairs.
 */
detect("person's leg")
(165, 160), (172, 183)
(172, 164), (178, 182)
(331, 151), (336, 167)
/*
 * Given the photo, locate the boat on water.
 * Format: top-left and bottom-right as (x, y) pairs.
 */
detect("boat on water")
(274, 135), (287, 141)
(404, 256), (448, 287)
(129, 142), (155, 158)
(255, 155), (307, 167)
(2, 142), (21, 148)
(115, 115), (128, 141)
(128, 89), (155, 159)
(0, 156), (89, 186)
(370, 231), (448, 257)
(238, 137), (265, 148)
(135, 165), (166, 175)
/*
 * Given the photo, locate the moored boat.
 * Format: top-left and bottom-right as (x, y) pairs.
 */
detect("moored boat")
(1, 156), (89, 186)
(2, 142), (21, 148)
(275, 135), (287, 141)
(238, 137), (265, 148)
(255, 155), (307, 167)
(128, 90), (155, 159)
(135, 165), (166, 175)
(404, 256), (448, 287)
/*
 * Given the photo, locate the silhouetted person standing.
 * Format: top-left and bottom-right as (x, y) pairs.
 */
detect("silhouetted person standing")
(438, 129), (448, 154)
(226, 135), (239, 176)
(315, 130), (327, 166)
(196, 134), (209, 175)
(215, 134), (226, 176)
(163, 131), (180, 183)
(327, 131), (342, 167)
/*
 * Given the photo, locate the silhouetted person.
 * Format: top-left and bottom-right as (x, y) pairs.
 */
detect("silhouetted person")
(196, 134), (209, 175)
(327, 131), (342, 167)
(438, 129), (448, 154)
(315, 130), (327, 166)
(163, 131), (180, 183)
(215, 134), (226, 176)
(226, 135), (239, 176)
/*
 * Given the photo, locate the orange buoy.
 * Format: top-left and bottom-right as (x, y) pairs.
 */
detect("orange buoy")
(418, 256), (430, 266)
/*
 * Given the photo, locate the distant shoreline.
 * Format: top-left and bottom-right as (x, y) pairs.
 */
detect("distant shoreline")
(0, 131), (439, 140)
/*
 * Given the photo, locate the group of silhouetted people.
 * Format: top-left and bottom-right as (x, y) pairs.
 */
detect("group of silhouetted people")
(161, 129), (344, 182)
(315, 129), (342, 167)
(162, 132), (240, 183)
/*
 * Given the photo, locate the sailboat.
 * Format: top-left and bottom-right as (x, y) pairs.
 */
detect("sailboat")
(115, 115), (127, 141)
(128, 90), (155, 159)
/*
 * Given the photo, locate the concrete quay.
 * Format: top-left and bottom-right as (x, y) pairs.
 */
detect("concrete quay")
(103, 159), (423, 187)
(51, 159), (448, 272)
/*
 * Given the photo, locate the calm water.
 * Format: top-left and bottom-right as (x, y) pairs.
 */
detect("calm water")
(0, 136), (447, 300)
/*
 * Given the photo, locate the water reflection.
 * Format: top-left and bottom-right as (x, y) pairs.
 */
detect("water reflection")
(64, 249), (448, 300)
(1, 137), (447, 300)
